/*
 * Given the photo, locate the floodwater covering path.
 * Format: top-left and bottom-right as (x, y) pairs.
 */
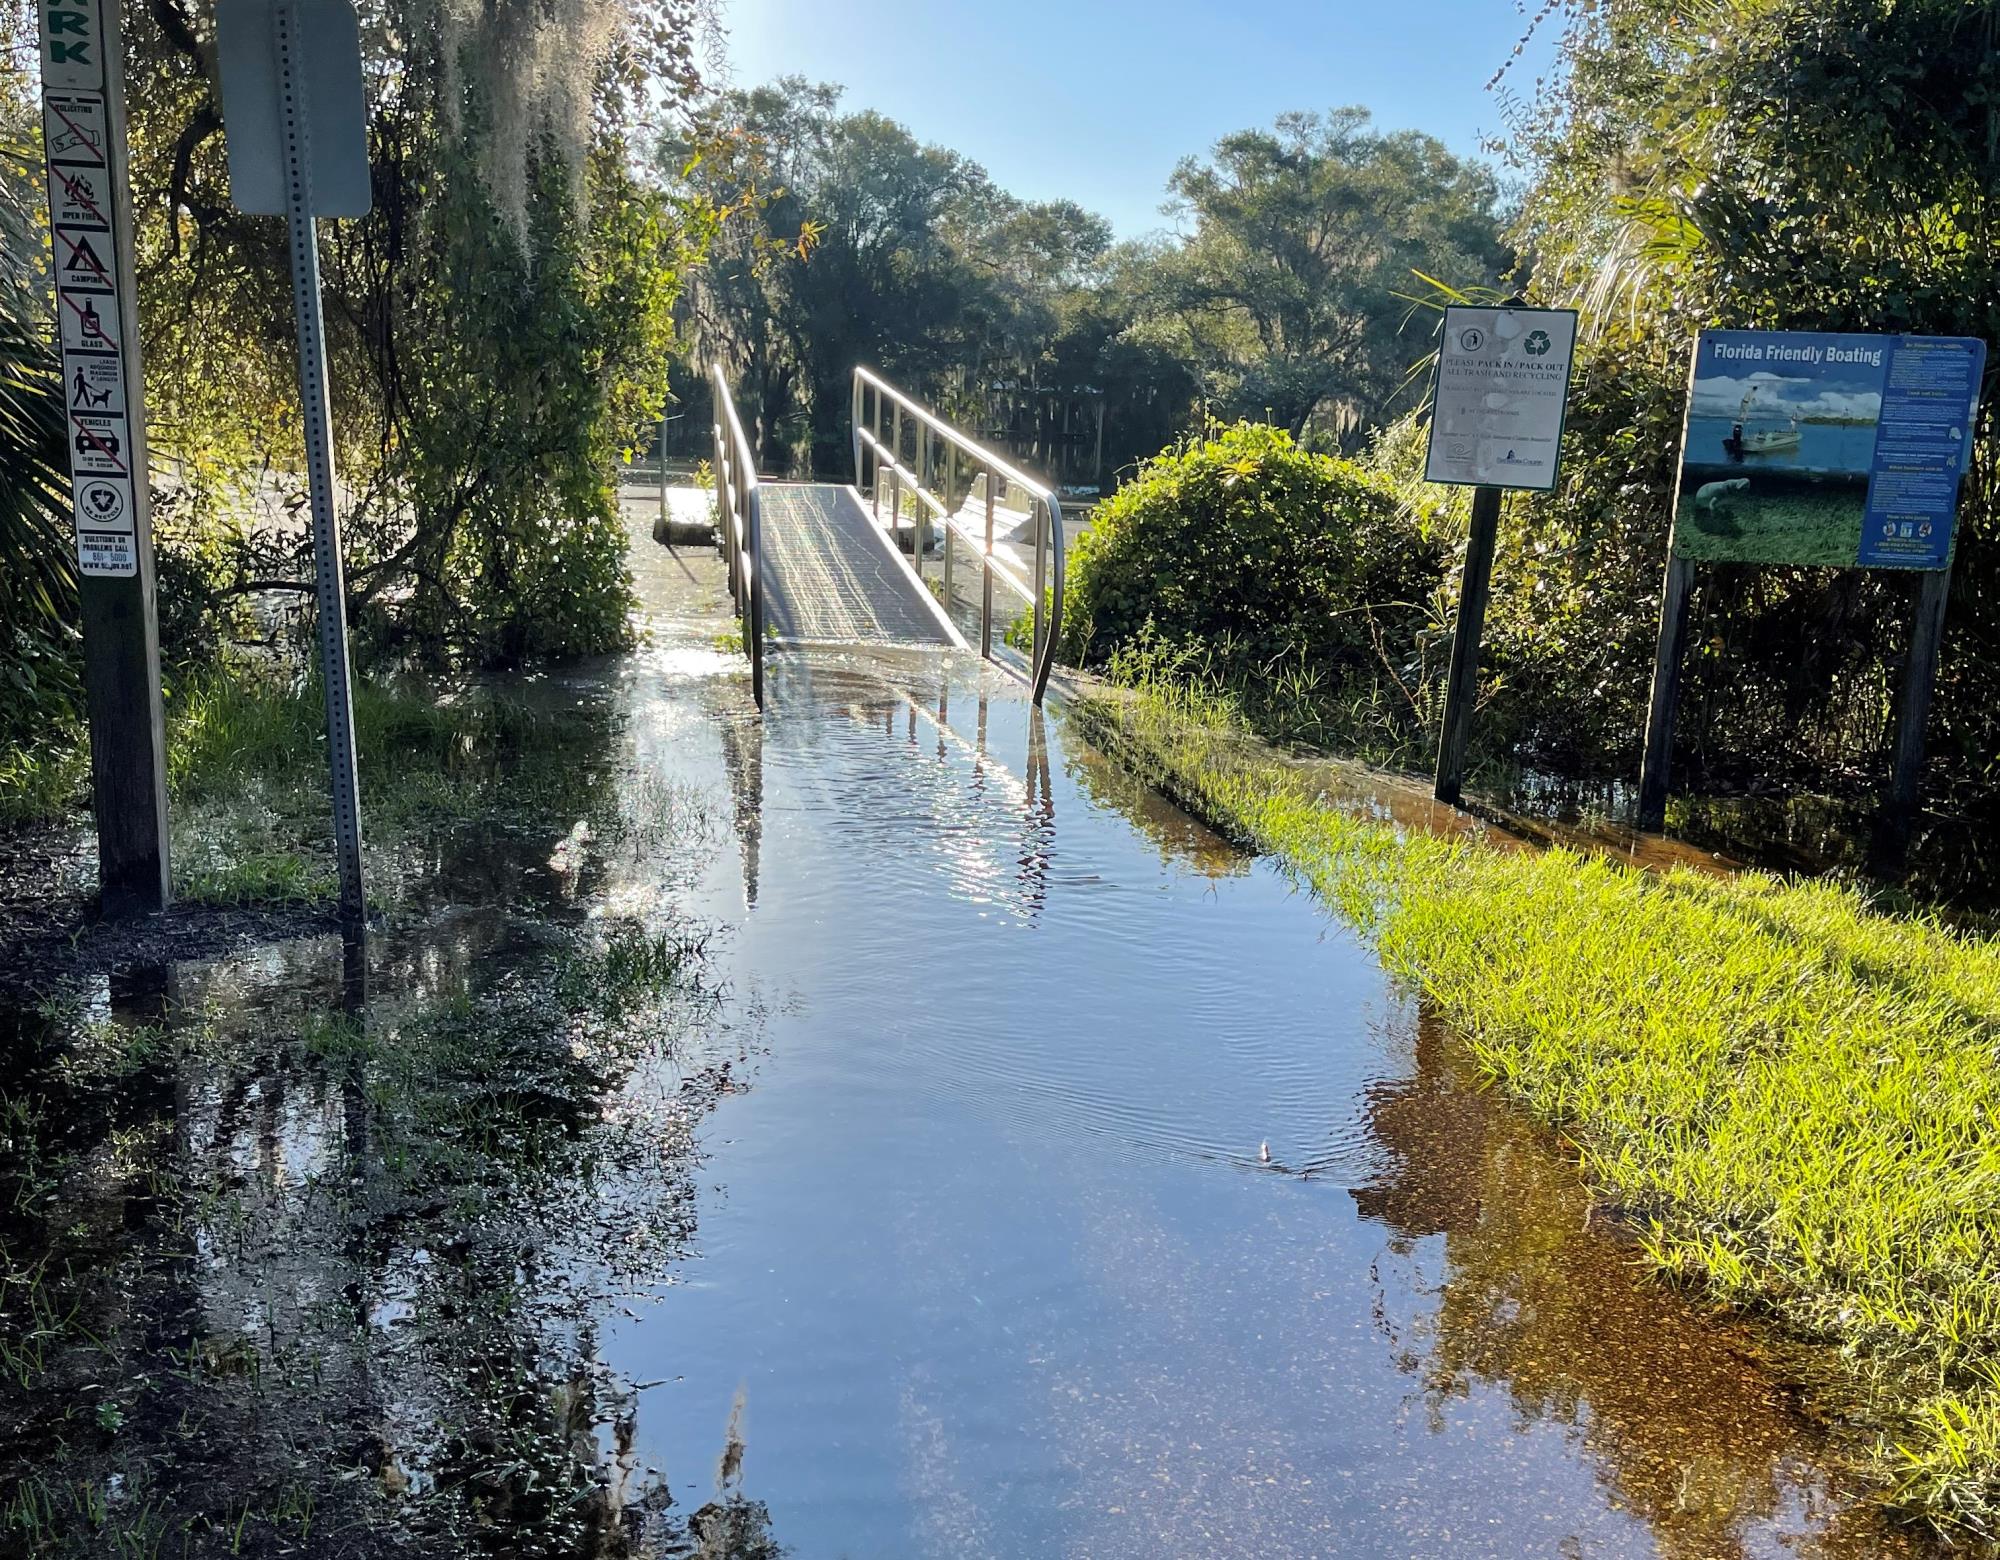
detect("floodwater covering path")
(0, 502), (1927, 1557)
(608, 516), (1916, 1558)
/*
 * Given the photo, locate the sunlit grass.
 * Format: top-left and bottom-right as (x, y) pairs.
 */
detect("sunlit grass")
(0, 721), (89, 828)
(0, 662), (623, 910)
(1076, 672), (2000, 1541)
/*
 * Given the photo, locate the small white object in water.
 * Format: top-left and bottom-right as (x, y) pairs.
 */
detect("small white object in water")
(548, 819), (593, 874)
(1258, 1141), (1272, 1164)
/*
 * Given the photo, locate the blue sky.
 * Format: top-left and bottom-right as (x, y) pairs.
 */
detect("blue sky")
(720, 0), (1562, 238)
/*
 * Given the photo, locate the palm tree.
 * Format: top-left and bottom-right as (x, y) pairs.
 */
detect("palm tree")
(0, 132), (80, 739)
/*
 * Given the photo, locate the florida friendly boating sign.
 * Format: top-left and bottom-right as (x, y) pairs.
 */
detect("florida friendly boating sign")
(1672, 329), (1986, 570)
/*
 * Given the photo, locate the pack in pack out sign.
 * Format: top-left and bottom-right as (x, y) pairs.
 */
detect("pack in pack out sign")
(76, 530), (136, 577)
(70, 413), (128, 475)
(50, 165), (110, 229)
(75, 475), (133, 532)
(43, 95), (107, 168)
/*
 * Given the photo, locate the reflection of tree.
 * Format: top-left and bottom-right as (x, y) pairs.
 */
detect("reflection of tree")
(0, 902), (768, 1558)
(1059, 731), (1250, 881)
(652, 1390), (786, 1560)
(1352, 1008), (1918, 1560)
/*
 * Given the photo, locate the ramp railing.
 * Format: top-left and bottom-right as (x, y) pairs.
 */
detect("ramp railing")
(710, 364), (765, 708)
(851, 368), (1065, 706)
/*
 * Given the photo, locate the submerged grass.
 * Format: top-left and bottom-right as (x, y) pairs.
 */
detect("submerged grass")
(1075, 672), (2000, 1544)
(0, 662), (626, 911)
(0, 912), (731, 1557)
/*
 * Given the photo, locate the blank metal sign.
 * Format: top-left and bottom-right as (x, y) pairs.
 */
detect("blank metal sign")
(215, 0), (370, 218)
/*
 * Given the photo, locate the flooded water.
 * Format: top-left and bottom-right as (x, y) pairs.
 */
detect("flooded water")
(0, 514), (1933, 1557)
(584, 533), (1920, 1557)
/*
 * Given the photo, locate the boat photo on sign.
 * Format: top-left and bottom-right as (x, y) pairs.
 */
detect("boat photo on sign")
(1672, 328), (1985, 569)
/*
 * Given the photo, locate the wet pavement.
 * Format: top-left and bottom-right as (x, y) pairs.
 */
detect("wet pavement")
(0, 506), (1935, 1557)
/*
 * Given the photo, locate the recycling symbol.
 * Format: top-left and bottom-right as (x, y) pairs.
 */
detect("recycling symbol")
(80, 480), (126, 524)
(1524, 329), (1553, 357)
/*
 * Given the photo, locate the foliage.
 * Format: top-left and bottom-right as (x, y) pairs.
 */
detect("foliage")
(669, 80), (1202, 482)
(1471, 0), (2000, 801)
(1140, 108), (1512, 444)
(1060, 423), (1447, 749)
(0, 123), (76, 748)
(1077, 671), (2000, 1542)
(28, 0), (714, 677)
(0, 0), (723, 760)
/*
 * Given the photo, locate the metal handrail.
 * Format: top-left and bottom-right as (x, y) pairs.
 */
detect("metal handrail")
(710, 364), (764, 709)
(851, 367), (1065, 705)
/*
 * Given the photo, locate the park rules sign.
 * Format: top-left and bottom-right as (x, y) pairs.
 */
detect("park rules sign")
(1671, 329), (1986, 570)
(1424, 305), (1578, 492)
(39, 0), (143, 577)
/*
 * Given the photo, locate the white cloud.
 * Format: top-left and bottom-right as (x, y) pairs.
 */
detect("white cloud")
(1690, 372), (1880, 422)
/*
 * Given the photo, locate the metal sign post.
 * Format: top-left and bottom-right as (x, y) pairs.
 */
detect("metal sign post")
(37, 0), (173, 915)
(1423, 304), (1579, 806)
(218, 0), (371, 919)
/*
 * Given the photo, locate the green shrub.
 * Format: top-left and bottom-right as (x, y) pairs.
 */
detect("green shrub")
(1059, 423), (1446, 709)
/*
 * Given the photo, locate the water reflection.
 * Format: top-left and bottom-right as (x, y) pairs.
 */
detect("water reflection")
(1352, 1009), (1923, 1559)
(0, 906), (772, 1555)
(814, 663), (1060, 926)
(718, 708), (765, 909)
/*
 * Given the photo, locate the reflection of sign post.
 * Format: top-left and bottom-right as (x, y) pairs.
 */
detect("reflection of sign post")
(218, 0), (372, 920)
(1640, 329), (1987, 851)
(38, 0), (172, 913)
(1424, 305), (1579, 805)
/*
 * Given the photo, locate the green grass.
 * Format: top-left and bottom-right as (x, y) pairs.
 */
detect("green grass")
(1075, 671), (2000, 1543)
(0, 721), (90, 828)
(0, 662), (623, 910)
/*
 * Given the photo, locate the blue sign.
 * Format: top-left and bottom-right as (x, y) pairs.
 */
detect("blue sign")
(1672, 330), (1985, 570)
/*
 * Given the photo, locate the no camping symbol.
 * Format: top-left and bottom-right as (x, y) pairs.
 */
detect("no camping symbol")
(60, 230), (111, 284)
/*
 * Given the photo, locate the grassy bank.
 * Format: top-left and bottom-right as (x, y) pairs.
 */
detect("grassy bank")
(1073, 674), (2000, 1543)
(1, 665), (621, 909)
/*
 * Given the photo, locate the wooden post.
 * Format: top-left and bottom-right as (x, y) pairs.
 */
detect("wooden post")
(1637, 554), (1697, 832)
(1433, 484), (1503, 806)
(40, 0), (171, 915)
(1881, 565), (1951, 853)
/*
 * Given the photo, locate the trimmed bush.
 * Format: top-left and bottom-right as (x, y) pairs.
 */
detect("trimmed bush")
(1059, 423), (1445, 694)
